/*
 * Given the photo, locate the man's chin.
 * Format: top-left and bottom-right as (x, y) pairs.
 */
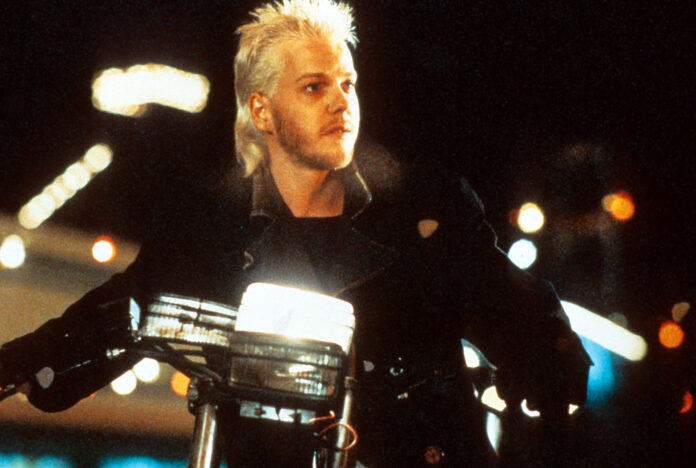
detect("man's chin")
(295, 150), (353, 171)
(333, 151), (354, 170)
(334, 141), (357, 168)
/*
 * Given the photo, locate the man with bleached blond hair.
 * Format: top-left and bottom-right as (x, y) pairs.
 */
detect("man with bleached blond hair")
(0, 1), (590, 466)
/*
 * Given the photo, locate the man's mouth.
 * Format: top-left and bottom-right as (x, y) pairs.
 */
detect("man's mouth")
(322, 122), (353, 135)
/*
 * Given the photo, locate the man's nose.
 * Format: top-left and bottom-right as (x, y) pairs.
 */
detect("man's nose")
(327, 84), (350, 113)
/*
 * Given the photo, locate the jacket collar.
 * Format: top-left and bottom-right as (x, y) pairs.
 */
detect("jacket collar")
(249, 161), (372, 222)
(243, 159), (399, 298)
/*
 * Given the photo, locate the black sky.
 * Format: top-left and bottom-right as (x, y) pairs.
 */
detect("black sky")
(4, 0), (692, 302)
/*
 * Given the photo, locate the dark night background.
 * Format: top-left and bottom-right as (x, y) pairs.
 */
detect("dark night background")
(1, 0), (694, 466)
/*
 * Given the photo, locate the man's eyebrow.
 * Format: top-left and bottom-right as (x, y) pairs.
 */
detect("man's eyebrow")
(296, 73), (326, 82)
(295, 71), (358, 83)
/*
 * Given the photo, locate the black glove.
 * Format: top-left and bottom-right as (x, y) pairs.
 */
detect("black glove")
(0, 324), (60, 388)
(496, 320), (592, 419)
(1, 297), (135, 389)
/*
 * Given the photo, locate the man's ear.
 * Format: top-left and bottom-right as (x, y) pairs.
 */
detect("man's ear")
(249, 92), (273, 134)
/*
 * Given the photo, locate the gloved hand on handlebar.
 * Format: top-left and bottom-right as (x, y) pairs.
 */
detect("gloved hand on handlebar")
(495, 318), (592, 419)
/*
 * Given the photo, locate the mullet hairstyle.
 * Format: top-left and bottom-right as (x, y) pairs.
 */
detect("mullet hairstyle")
(234, 0), (357, 177)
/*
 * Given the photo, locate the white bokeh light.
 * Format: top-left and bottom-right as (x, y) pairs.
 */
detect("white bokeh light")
(17, 144), (113, 229)
(0, 235), (26, 269)
(92, 64), (210, 116)
(92, 237), (116, 263)
(111, 370), (137, 395)
(507, 239), (537, 270)
(517, 202), (545, 233)
(133, 358), (160, 383)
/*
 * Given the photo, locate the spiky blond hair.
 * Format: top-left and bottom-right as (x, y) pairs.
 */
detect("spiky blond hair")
(234, 0), (357, 176)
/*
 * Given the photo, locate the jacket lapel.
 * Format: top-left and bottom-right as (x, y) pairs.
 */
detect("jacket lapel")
(241, 162), (399, 297)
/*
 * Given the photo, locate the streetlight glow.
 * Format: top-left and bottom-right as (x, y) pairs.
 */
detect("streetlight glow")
(92, 64), (210, 117)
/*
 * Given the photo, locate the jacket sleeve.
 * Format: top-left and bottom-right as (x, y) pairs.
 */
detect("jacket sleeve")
(415, 174), (592, 414)
(0, 261), (143, 412)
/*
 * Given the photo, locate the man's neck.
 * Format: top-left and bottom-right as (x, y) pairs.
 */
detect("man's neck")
(268, 156), (345, 218)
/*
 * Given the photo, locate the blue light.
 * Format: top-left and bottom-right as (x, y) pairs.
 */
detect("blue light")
(100, 458), (186, 468)
(581, 336), (617, 406)
(0, 454), (72, 468)
(0, 454), (25, 468)
(100, 457), (228, 468)
(37, 456), (72, 468)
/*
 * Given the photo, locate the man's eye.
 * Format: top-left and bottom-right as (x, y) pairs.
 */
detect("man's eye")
(304, 83), (321, 93)
(344, 81), (356, 91)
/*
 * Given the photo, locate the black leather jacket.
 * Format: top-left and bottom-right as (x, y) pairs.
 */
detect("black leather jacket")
(1, 145), (591, 466)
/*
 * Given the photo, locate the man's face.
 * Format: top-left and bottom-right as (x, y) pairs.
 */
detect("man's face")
(264, 37), (360, 171)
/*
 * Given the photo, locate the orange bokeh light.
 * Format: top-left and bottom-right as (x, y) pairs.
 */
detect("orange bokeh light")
(92, 236), (117, 263)
(508, 209), (520, 226)
(658, 321), (684, 349)
(680, 391), (694, 414)
(603, 191), (635, 221)
(171, 371), (191, 397)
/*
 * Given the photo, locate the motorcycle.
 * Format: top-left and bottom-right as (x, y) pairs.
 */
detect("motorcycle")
(1, 283), (358, 468)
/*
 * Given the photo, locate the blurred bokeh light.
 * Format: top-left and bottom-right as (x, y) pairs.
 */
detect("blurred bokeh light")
(92, 64), (210, 117)
(507, 239), (537, 270)
(602, 191), (635, 222)
(133, 358), (161, 383)
(170, 371), (190, 397)
(111, 370), (137, 395)
(18, 144), (113, 229)
(92, 236), (117, 263)
(0, 234), (26, 269)
(517, 202), (545, 233)
(658, 320), (684, 349)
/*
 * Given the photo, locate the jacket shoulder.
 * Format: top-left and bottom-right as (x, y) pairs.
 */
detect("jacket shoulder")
(355, 144), (486, 239)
